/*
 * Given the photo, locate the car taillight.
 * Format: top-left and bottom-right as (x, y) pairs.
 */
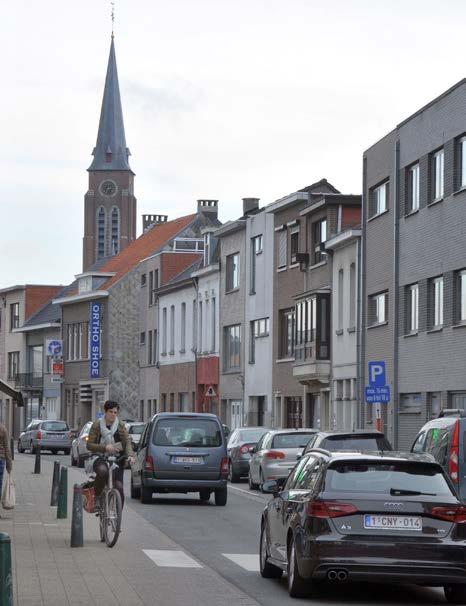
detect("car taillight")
(240, 445), (250, 455)
(220, 457), (229, 474)
(431, 505), (466, 524)
(307, 500), (358, 518)
(144, 455), (155, 474)
(265, 451), (285, 459)
(449, 420), (460, 484)
(36, 431), (42, 440)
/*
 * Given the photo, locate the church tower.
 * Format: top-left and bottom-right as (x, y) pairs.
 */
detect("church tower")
(83, 36), (136, 271)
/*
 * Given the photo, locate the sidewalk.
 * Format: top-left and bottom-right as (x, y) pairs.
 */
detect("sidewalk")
(1, 454), (260, 606)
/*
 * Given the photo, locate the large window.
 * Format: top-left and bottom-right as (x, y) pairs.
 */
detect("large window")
(148, 330), (153, 365)
(312, 218), (327, 264)
(162, 307), (167, 355)
(224, 324), (241, 371)
(407, 283), (419, 333)
(180, 302), (186, 351)
(10, 303), (19, 330)
(290, 227), (299, 261)
(459, 136), (466, 189)
(432, 149), (444, 201)
(111, 207), (120, 254)
(349, 263), (356, 328)
(170, 305), (175, 354)
(372, 181), (388, 216)
(458, 270), (466, 323)
(226, 253), (240, 291)
(211, 298), (216, 352)
(337, 269), (344, 331)
(277, 230), (287, 269)
(369, 292), (388, 326)
(66, 322), (89, 360)
(431, 276), (443, 328)
(407, 163), (420, 212)
(249, 318), (270, 364)
(250, 235), (262, 293)
(279, 308), (295, 358)
(7, 352), (19, 380)
(97, 206), (106, 259)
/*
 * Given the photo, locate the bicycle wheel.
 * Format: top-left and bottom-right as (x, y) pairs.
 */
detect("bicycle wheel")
(103, 488), (122, 548)
(99, 499), (105, 543)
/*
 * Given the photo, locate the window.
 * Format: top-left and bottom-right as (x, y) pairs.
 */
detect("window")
(249, 318), (270, 364)
(149, 271), (154, 305)
(226, 253), (240, 291)
(192, 300), (197, 352)
(153, 329), (157, 364)
(407, 163), (420, 212)
(162, 307), (167, 355)
(459, 136), (466, 189)
(140, 332), (146, 346)
(432, 149), (444, 201)
(431, 276), (443, 328)
(199, 301), (203, 352)
(211, 298), (216, 352)
(337, 269), (344, 331)
(111, 207), (119, 254)
(290, 228), (299, 262)
(400, 393), (422, 414)
(312, 218), (327, 264)
(250, 235), (263, 292)
(349, 263), (356, 328)
(458, 270), (466, 323)
(372, 181), (388, 216)
(224, 324), (241, 371)
(277, 230), (287, 269)
(369, 291), (388, 326)
(10, 303), (19, 330)
(148, 330), (153, 364)
(180, 302), (186, 351)
(141, 273), (147, 287)
(97, 206), (106, 259)
(7, 352), (19, 380)
(65, 322), (89, 360)
(407, 283), (419, 333)
(170, 305), (175, 354)
(279, 308), (295, 358)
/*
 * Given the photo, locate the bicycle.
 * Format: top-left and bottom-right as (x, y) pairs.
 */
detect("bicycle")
(96, 454), (126, 547)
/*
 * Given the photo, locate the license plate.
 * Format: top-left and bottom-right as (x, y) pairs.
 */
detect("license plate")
(173, 456), (202, 464)
(46, 434), (61, 440)
(364, 514), (422, 531)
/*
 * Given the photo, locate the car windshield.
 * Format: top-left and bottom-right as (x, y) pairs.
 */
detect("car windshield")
(152, 418), (222, 448)
(272, 433), (315, 449)
(41, 421), (68, 432)
(239, 429), (268, 443)
(322, 435), (392, 451)
(324, 461), (453, 496)
(129, 425), (144, 435)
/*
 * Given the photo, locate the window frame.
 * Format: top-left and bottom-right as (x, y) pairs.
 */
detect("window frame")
(224, 324), (241, 371)
(226, 253), (240, 292)
(407, 283), (419, 333)
(312, 218), (327, 265)
(432, 148), (445, 202)
(431, 276), (444, 328)
(371, 181), (388, 217)
(407, 163), (420, 213)
(369, 291), (388, 326)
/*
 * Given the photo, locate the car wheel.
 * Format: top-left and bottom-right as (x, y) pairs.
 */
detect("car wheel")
(140, 483), (152, 504)
(259, 469), (266, 493)
(248, 471), (259, 490)
(260, 522), (282, 578)
(130, 476), (141, 499)
(17, 441), (25, 454)
(444, 585), (466, 604)
(287, 535), (312, 598)
(199, 489), (210, 502)
(214, 487), (227, 506)
(228, 461), (241, 483)
(64, 449), (70, 455)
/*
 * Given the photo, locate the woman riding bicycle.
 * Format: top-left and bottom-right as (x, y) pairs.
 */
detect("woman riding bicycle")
(87, 400), (135, 508)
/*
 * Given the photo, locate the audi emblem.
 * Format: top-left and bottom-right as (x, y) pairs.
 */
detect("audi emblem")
(384, 502), (404, 510)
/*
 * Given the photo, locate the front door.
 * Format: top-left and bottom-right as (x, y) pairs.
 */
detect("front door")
(230, 401), (242, 429)
(285, 397), (302, 428)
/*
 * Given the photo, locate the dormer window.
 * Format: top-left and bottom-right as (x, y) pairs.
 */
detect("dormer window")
(78, 276), (93, 294)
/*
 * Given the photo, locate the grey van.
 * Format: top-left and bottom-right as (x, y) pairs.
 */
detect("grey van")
(130, 413), (228, 506)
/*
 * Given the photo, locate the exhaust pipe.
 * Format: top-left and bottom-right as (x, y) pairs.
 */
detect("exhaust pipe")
(337, 570), (348, 582)
(327, 570), (338, 580)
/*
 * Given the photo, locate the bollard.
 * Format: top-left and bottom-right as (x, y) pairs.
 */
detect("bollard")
(70, 484), (84, 548)
(0, 532), (13, 606)
(33, 449), (41, 474)
(57, 467), (68, 519)
(10, 437), (14, 461)
(50, 461), (60, 506)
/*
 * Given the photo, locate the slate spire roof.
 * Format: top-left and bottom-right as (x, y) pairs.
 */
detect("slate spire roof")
(88, 36), (132, 172)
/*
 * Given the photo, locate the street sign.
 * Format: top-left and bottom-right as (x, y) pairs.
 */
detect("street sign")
(368, 361), (385, 387)
(46, 339), (63, 358)
(205, 385), (217, 397)
(365, 386), (390, 404)
(365, 361), (390, 403)
(52, 360), (64, 377)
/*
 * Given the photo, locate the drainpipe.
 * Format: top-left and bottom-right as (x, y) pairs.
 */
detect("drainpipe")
(192, 276), (199, 413)
(359, 156), (367, 429)
(392, 139), (400, 448)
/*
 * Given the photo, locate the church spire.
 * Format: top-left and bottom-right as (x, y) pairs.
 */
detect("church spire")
(88, 36), (132, 172)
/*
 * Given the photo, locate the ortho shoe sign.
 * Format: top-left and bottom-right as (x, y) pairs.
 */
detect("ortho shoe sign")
(89, 301), (101, 378)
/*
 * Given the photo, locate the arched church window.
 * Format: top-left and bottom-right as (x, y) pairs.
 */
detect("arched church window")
(111, 206), (120, 255)
(96, 206), (106, 259)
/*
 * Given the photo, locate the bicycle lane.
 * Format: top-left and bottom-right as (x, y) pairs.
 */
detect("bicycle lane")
(2, 454), (260, 606)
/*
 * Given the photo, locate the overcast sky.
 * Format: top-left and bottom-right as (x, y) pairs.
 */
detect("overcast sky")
(1, 0), (466, 288)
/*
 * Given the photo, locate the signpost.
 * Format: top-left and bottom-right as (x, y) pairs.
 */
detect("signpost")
(365, 361), (390, 431)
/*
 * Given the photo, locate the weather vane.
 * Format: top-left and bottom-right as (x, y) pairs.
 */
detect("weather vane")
(111, 1), (115, 37)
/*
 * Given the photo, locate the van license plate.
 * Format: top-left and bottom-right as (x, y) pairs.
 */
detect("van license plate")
(173, 456), (202, 464)
(364, 515), (422, 530)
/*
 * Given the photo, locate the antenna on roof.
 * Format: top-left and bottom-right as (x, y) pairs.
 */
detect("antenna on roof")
(111, 1), (115, 38)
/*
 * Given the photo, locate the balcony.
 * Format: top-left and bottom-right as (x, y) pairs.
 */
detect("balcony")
(14, 372), (43, 390)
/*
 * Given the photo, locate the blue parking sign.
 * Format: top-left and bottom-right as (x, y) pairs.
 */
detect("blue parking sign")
(368, 361), (385, 387)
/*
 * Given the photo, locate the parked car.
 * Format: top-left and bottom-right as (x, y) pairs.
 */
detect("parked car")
(227, 427), (270, 482)
(302, 429), (392, 457)
(248, 428), (317, 491)
(411, 409), (466, 500)
(70, 421), (93, 467)
(260, 450), (466, 603)
(126, 422), (145, 450)
(130, 412), (229, 505)
(18, 419), (72, 455)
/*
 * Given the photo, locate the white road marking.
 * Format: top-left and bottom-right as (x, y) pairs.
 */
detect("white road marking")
(227, 484), (268, 503)
(143, 549), (203, 568)
(222, 553), (260, 572)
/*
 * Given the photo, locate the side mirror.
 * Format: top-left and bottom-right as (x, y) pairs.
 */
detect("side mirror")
(262, 480), (280, 495)
(249, 445), (256, 454)
(222, 424), (230, 438)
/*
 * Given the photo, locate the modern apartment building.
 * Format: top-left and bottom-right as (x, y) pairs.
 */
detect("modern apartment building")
(362, 79), (466, 448)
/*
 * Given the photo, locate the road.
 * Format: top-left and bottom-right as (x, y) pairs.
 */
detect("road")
(45, 452), (447, 605)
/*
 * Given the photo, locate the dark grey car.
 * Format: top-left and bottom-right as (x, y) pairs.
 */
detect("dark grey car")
(260, 450), (466, 603)
(130, 413), (228, 506)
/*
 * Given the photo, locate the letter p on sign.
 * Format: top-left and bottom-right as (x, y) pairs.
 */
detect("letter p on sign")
(369, 361), (385, 387)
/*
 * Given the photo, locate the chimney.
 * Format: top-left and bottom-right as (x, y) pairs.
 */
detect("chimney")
(142, 214), (168, 232)
(197, 199), (218, 219)
(242, 198), (260, 216)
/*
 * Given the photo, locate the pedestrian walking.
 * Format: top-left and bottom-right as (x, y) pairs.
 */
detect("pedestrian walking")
(0, 422), (13, 499)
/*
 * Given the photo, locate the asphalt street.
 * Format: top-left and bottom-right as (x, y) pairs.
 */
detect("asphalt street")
(44, 452), (447, 605)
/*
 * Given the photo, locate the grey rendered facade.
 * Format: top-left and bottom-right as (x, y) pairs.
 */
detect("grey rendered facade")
(362, 79), (466, 448)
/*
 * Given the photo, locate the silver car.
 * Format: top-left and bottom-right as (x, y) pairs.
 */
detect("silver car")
(126, 422), (145, 450)
(70, 421), (93, 467)
(248, 428), (316, 491)
(18, 419), (72, 455)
